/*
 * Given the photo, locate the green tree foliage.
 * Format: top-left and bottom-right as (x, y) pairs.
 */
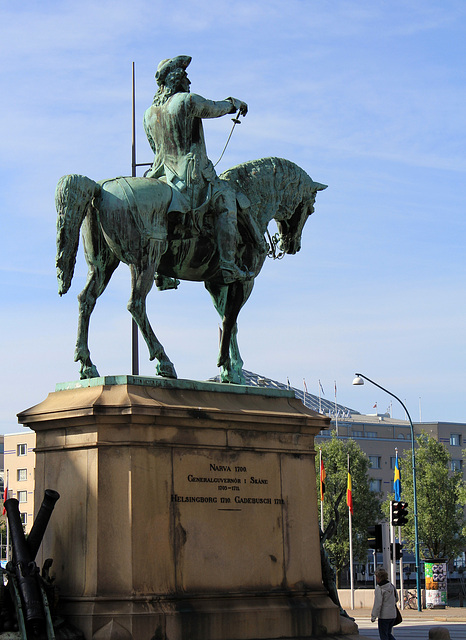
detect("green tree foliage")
(317, 433), (382, 583)
(391, 433), (466, 561)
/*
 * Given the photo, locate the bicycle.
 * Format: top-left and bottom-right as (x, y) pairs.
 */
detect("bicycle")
(403, 589), (417, 609)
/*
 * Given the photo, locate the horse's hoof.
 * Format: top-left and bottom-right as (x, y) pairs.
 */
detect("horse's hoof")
(79, 364), (100, 379)
(156, 361), (177, 379)
(220, 369), (245, 385)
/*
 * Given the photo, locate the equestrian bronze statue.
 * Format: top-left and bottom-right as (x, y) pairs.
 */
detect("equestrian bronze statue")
(56, 56), (326, 384)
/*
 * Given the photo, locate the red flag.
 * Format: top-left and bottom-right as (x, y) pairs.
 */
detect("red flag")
(2, 485), (7, 515)
(346, 471), (353, 515)
(320, 457), (326, 502)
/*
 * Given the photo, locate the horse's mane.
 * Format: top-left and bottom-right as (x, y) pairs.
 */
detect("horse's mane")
(220, 157), (314, 217)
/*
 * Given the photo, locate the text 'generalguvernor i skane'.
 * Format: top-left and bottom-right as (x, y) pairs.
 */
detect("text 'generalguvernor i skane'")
(187, 475), (268, 484)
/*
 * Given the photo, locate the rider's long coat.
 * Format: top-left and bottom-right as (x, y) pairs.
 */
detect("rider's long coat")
(143, 92), (237, 214)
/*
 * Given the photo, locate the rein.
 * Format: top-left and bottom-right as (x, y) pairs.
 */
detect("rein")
(213, 109), (243, 168)
(266, 229), (285, 260)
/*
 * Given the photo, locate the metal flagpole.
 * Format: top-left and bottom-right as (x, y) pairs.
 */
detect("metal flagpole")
(5, 471), (9, 562)
(394, 447), (404, 607)
(399, 524), (404, 609)
(347, 454), (354, 610)
(334, 381), (339, 436)
(390, 504), (396, 586)
(131, 62), (139, 376)
(319, 449), (324, 532)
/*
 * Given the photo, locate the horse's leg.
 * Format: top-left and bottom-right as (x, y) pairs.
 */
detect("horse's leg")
(222, 280), (255, 383)
(227, 323), (244, 383)
(74, 214), (120, 379)
(128, 253), (177, 379)
(205, 280), (254, 384)
(205, 281), (229, 368)
(75, 255), (120, 379)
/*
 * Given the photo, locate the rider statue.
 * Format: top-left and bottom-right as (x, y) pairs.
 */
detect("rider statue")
(144, 55), (257, 285)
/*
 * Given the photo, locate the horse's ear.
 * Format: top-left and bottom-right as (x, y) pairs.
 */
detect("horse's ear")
(313, 182), (328, 191)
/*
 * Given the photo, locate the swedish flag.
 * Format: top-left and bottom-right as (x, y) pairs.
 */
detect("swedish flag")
(394, 451), (401, 501)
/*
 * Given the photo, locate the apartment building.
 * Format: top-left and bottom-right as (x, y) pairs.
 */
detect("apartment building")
(3, 430), (36, 533)
(315, 415), (466, 497)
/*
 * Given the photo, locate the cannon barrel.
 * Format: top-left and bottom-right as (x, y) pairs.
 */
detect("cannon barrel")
(4, 498), (44, 627)
(27, 489), (60, 560)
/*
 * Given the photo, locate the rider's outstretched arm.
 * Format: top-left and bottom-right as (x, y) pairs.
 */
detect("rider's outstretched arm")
(188, 93), (247, 119)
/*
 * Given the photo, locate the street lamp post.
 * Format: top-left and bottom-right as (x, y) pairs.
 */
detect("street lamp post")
(352, 373), (422, 612)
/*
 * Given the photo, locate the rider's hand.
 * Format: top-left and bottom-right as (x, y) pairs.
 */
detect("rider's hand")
(238, 101), (248, 116)
(226, 97), (248, 116)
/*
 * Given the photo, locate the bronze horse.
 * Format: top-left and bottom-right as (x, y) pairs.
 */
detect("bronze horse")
(56, 156), (326, 383)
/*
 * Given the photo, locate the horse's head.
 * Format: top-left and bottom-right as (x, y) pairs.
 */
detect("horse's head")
(276, 181), (327, 254)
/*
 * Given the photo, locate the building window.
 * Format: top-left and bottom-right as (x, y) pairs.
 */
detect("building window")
(397, 434), (405, 439)
(390, 456), (396, 470)
(17, 469), (27, 482)
(369, 456), (381, 469)
(20, 512), (27, 526)
(352, 430), (363, 437)
(17, 444), (27, 456)
(451, 460), (463, 472)
(369, 479), (382, 493)
(450, 434), (461, 446)
(366, 432), (377, 438)
(17, 491), (27, 503)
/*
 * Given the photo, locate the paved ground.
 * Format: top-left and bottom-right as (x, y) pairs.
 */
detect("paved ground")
(352, 607), (466, 639)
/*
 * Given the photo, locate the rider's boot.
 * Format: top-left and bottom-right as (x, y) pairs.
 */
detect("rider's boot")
(216, 210), (253, 284)
(155, 274), (180, 291)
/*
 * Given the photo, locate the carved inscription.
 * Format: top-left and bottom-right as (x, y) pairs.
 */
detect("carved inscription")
(171, 455), (284, 509)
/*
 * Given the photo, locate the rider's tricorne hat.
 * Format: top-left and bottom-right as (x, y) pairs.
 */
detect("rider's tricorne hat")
(155, 55), (192, 85)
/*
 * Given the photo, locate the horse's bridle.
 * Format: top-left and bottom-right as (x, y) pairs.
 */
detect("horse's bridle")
(266, 229), (285, 260)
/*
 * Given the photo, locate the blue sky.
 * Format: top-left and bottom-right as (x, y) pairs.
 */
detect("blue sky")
(1, 1), (465, 432)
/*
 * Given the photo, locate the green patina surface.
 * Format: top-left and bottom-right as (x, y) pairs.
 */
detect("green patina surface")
(55, 55), (326, 386)
(55, 375), (295, 398)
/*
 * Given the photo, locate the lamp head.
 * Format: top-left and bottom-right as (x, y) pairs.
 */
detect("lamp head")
(352, 375), (364, 386)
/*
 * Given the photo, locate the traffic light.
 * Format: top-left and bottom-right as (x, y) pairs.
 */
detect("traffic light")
(391, 501), (408, 526)
(367, 524), (383, 552)
(390, 542), (403, 560)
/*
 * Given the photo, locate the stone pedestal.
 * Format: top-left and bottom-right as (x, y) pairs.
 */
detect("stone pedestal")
(18, 377), (341, 640)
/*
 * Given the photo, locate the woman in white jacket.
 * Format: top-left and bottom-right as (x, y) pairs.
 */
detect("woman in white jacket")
(371, 567), (398, 640)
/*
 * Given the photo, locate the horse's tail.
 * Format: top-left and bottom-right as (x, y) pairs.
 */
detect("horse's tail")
(55, 174), (101, 295)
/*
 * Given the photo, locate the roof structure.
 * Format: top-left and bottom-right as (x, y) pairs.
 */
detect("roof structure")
(209, 370), (359, 417)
